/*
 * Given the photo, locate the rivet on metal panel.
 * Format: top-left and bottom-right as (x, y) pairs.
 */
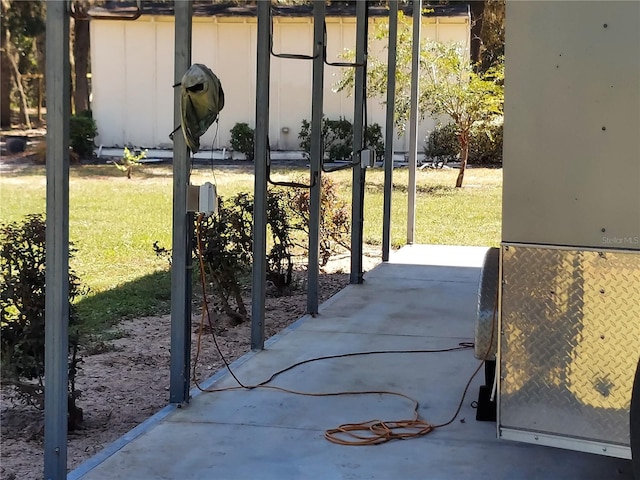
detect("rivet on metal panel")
(600, 288), (605, 294)
(601, 335), (606, 340)
(603, 447), (607, 452)
(534, 435), (539, 441)
(601, 228), (606, 232)
(602, 126), (607, 131)
(505, 245), (509, 251)
(603, 24), (608, 28)
(598, 251), (606, 258)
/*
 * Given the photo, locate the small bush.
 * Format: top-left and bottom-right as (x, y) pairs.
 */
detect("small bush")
(192, 190), (296, 323)
(469, 122), (503, 165)
(278, 175), (351, 267)
(0, 214), (84, 429)
(299, 117), (385, 163)
(423, 123), (460, 167)
(70, 110), (98, 158)
(230, 122), (255, 161)
(424, 122), (503, 166)
(365, 123), (385, 162)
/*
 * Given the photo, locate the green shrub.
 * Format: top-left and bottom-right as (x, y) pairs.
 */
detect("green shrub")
(0, 214), (84, 429)
(299, 117), (385, 163)
(70, 110), (98, 158)
(190, 190), (296, 324)
(424, 123), (460, 167)
(365, 123), (385, 162)
(278, 175), (351, 266)
(469, 122), (503, 165)
(424, 122), (503, 166)
(230, 122), (255, 161)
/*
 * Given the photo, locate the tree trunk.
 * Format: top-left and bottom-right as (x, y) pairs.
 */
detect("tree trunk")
(1, 24), (13, 127)
(469, 1), (486, 70)
(455, 132), (469, 188)
(6, 39), (31, 128)
(73, 12), (90, 114)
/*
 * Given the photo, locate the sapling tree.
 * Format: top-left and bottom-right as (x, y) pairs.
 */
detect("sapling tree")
(336, 13), (504, 187)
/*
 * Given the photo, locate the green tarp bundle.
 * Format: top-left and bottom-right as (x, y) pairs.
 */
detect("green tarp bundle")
(180, 63), (225, 153)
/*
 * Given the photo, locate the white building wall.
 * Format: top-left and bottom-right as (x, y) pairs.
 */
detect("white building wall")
(90, 14), (469, 152)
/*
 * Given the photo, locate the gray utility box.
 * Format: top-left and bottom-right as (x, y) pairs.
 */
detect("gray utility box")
(497, 0), (640, 459)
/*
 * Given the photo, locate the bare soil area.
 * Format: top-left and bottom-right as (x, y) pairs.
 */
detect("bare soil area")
(0, 253), (381, 480)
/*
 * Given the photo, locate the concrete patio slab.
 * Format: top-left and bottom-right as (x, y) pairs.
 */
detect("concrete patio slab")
(70, 245), (635, 480)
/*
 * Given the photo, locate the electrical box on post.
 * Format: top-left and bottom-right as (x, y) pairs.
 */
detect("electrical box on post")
(187, 182), (217, 216)
(199, 182), (217, 216)
(360, 149), (375, 168)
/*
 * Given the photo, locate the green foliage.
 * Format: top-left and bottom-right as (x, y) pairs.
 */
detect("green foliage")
(230, 122), (255, 161)
(190, 189), (296, 324)
(298, 117), (385, 162)
(2, 0), (45, 76)
(195, 196), (252, 325)
(113, 147), (148, 179)
(335, 16), (504, 186)
(70, 111), (98, 158)
(425, 121), (503, 166)
(265, 191), (295, 293)
(0, 214), (84, 428)
(424, 123), (460, 167)
(278, 176), (351, 266)
(479, 0), (506, 73)
(469, 121), (503, 165)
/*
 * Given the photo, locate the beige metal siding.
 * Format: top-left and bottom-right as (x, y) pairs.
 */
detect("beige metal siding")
(91, 15), (469, 152)
(502, 1), (640, 249)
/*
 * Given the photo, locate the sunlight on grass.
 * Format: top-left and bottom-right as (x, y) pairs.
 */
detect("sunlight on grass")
(0, 162), (502, 329)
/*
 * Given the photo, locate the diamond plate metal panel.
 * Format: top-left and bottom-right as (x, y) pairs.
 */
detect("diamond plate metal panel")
(499, 245), (640, 447)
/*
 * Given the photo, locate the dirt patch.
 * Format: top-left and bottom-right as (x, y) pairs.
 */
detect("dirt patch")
(0, 251), (382, 480)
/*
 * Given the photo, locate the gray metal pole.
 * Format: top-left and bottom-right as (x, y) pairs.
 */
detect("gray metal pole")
(307, 0), (325, 314)
(251, 0), (270, 350)
(350, 0), (367, 284)
(382, 0), (399, 262)
(44, 3), (70, 478)
(170, 0), (192, 404)
(407, 0), (421, 245)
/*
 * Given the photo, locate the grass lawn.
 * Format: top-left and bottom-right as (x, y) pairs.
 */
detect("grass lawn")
(0, 162), (501, 332)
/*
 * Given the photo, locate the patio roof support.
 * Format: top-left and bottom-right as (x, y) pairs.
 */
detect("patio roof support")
(350, 0), (368, 284)
(306, 0), (325, 314)
(382, 0), (399, 262)
(170, 0), (193, 403)
(251, 0), (270, 350)
(44, 2), (70, 478)
(407, 0), (422, 244)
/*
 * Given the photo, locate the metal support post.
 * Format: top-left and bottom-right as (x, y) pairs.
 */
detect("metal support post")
(407, 0), (421, 244)
(251, 0), (271, 350)
(307, 0), (325, 314)
(350, 0), (368, 284)
(382, 0), (398, 262)
(170, 0), (193, 404)
(44, 3), (70, 478)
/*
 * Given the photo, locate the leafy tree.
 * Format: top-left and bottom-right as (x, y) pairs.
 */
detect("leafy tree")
(335, 13), (503, 187)
(0, 0), (46, 128)
(418, 42), (503, 187)
(477, 0), (505, 73)
(71, 1), (92, 114)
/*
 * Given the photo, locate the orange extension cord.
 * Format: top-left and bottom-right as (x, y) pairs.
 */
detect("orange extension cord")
(192, 213), (486, 446)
